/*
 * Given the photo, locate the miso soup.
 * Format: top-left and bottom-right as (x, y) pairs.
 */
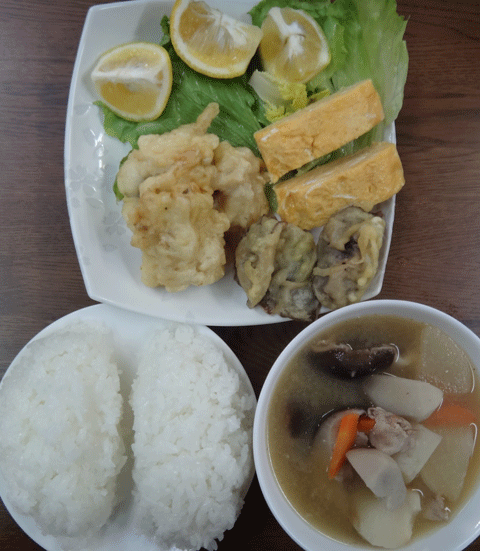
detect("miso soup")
(267, 315), (480, 548)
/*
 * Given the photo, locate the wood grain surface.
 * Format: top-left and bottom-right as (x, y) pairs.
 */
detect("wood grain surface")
(1, 0), (479, 549)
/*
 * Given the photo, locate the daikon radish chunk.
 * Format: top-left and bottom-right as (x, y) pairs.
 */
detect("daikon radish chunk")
(346, 448), (406, 510)
(351, 488), (421, 549)
(420, 325), (475, 394)
(393, 423), (442, 483)
(364, 375), (443, 422)
(420, 426), (475, 502)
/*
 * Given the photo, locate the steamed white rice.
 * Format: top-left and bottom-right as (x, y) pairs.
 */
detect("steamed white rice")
(0, 322), (126, 540)
(130, 323), (256, 551)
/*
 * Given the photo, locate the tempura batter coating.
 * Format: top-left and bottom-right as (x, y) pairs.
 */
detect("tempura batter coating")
(117, 103), (221, 198)
(123, 179), (229, 291)
(213, 142), (269, 229)
(235, 216), (319, 321)
(116, 103), (269, 291)
(313, 206), (385, 309)
(235, 216), (283, 307)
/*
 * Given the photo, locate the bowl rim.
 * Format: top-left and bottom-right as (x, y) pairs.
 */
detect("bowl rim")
(253, 299), (480, 551)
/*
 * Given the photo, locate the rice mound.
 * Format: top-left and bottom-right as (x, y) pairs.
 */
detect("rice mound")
(130, 323), (256, 551)
(0, 323), (126, 540)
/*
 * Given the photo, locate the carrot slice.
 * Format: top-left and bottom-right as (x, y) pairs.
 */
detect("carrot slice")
(357, 414), (376, 434)
(425, 400), (476, 427)
(328, 412), (360, 479)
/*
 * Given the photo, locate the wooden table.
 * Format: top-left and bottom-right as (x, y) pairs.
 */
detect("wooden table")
(1, 0), (479, 549)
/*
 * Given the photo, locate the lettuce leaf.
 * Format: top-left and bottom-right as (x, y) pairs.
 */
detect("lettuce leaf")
(95, 17), (268, 154)
(250, 0), (408, 145)
(331, 0), (409, 139)
(97, 1), (407, 153)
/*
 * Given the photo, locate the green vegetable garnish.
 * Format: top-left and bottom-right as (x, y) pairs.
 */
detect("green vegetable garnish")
(95, 17), (268, 154)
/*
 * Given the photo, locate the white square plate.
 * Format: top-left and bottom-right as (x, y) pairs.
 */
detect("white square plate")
(64, 0), (396, 326)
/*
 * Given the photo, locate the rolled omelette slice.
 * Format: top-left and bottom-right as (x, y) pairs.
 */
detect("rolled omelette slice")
(274, 141), (405, 230)
(254, 79), (385, 182)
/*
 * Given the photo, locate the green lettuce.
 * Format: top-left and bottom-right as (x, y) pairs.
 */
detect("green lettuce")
(331, 0), (409, 140)
(250, 0), (409, 145)
(95, 17), (268, 154)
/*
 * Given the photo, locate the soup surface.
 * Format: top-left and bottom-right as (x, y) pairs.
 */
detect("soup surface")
(268, 315), (480, 547)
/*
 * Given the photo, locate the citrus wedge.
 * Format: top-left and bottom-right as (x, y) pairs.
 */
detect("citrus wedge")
(91, 42), (172, 122)
(259, 7), (330, 83)
(170, 0), (262, 79)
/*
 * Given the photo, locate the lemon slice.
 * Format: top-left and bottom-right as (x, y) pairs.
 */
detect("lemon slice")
(170, 0), (263, 79)
(259, 7), (330, 83)
(91, 42), (172, 122)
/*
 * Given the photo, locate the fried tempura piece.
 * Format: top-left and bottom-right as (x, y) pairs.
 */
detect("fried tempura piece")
(116, 103), (269, 291)
(117, 103), (221, 198)
(235, 216), (319, 321)
(312, 206), (385, 309)
(123, 178), (229, 291)
(213, 141), (269, 229)
(235, 216), (283, 307)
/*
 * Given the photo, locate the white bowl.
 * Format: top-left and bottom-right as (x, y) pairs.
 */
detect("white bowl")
(253, 300), (480, 551)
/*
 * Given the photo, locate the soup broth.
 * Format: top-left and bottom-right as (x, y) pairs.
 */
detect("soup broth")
(267, 315), (480, 547)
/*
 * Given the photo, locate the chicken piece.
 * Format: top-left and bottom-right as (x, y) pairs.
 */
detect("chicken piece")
(422, 494), (450, 522)
(122, 177), (229, 291)
(117, 103), (220, 198)
(367, 407), (413, 455)
(213, 141), (269, 229)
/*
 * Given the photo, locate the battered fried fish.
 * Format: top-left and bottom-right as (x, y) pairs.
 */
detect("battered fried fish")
(117, 103), (221, 199)
(213, 141), (269, 230)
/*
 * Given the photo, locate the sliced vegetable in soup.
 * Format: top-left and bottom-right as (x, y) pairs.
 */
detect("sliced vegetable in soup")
(267, 315), (479, 549)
